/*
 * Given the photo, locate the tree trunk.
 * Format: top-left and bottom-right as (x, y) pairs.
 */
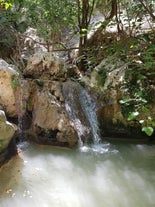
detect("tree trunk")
(77, 0), (95, 71)
(87, 0), (118, 46)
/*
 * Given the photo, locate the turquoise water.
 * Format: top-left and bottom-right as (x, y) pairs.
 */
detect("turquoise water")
(0, 141), (155, 207)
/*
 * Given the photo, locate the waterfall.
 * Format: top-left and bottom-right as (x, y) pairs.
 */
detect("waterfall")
(78, 89), (101, 144)
(16, 79), (26, 142)
(63, 81), (100, 146)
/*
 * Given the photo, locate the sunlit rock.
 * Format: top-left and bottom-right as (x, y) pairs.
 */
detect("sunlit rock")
(0, 59), (19, 117)
(89, 56), (155, 138)
(29, 80), (78, 147)
(0, 110), (17, 167)
(24, 52), (67, 80)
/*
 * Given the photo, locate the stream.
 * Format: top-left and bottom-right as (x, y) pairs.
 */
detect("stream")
(0, 141), (155, 207)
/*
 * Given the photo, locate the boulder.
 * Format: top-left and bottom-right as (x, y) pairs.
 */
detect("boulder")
(21, 53), (78, 147)
(24, 52), (67, 80)
(0, 59), (19, 117)
(28, 80), (78, 147)
(0, 110), (17, 167)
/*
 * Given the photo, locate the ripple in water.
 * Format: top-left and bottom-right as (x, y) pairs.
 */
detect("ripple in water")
(80, 143), (119, 154)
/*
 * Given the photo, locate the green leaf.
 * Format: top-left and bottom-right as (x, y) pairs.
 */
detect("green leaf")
(128, 111), (139, 121)
(142, 127), (154, 136)
(119, 98), (133, 104)
(81, 28), (87, 32)
(79, 33), (87, 37)
(139, 120), (144, 124)
(139, 98), (147, 104)
(148, 116), (153, 121)
(135, 91), (142, 97)
(142, 106), (149, 113)
(5, 3), (12, 10)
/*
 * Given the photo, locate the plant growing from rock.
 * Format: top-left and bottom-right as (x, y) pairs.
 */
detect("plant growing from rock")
(119, 90), (155, 136)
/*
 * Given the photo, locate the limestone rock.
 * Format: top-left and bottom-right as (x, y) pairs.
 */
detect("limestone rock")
(0, 110), (16, 151)
(90, 56), (152, 138)
(30, 80), (78, 147)
(0, 59), (19, 117)
(0, 110), (17, 167)
(24, 52), (66, 80)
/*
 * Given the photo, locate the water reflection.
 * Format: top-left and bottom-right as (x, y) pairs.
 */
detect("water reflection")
(0, 142), (155, 207)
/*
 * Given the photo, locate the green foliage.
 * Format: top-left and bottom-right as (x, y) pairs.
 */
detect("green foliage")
(119, 89), (154, 136)
(0, 0), (78, 47)
(116, 9), (155, 137)
(127, 111), (139, 121)
(97, 69), (107, 86)
(11, 74), (19, 91)
(24, 0), (77, 44)
(141, 115), (155, 136)
(0, 0), (12, 9)
(142, 127), (154, 136)
(95, 0), (113, 17)
(0, 1), (16, 49)
(114, 32), (154, 138)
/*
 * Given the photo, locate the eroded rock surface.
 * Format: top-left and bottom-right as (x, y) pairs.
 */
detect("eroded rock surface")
(0, 110), (17, 167)
(0, 59), (19, 117)
(24, 52), (66, 80)
(90, 56), (155, 138)
(30, 80), (78, 147)
(0, 55), (78, 148)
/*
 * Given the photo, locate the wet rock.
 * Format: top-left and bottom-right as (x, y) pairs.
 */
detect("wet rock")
(28, 80), (78, 147)
(0, 110), (17, 167)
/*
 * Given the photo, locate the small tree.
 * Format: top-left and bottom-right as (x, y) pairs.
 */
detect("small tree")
(137, 0), (155, 21)
(23, 0), (77, 51)
(76, 0), (95, 71)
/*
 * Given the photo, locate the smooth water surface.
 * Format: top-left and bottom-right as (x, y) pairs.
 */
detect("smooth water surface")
(0, 141), (155, 207)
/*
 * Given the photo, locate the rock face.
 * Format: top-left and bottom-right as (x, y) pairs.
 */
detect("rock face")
(94, 58), (130, 137)
(24, 52), (66, 80)
(29, 80), (78, 147)
(0, 110), (17, 167)
(1, 51), (155, 146)
(0, 59), (19, 117)
(90, 56), (155, 138)
(20, 52), (78, 147)
(0, 56), (78, 148)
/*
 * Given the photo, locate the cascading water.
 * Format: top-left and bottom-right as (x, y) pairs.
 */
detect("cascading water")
(17, 79), (24, 140)
(63, 81), (91, 145)
(63, 81), (101, 148)
(78, 89), (101, 145)
(15, 79), (27, 142)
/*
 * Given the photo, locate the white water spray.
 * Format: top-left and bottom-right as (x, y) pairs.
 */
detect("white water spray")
(63, 81), (100, 146)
